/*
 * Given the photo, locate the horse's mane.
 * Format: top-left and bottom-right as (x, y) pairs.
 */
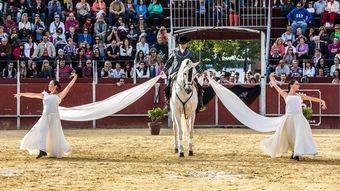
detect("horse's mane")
(178, 59), (191, 74)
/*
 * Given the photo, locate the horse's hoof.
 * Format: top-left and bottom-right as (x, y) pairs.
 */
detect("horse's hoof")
(174, 148), (179, 153)
(188, 151), (194, 156)
(179, 152), (184, 157)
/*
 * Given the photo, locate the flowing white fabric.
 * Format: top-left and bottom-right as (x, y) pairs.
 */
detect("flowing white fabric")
(59, 75), (162, 121)
(21, 92), (70, 158)
(207, 76), (285, 132)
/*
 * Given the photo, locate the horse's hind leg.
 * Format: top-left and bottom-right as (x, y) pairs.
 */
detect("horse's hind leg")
(173, 114), (184, 157)
(188, 116), (195, 156)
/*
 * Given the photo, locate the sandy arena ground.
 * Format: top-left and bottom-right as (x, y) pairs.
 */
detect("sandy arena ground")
(0, 128), (340, 191)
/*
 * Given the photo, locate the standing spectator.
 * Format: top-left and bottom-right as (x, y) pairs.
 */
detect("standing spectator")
(322, 0), (339, 27)
(76, 0), (92, 23)
(281, 26), (295, 43)
(0, 38), (12, 71)
(283, 47), (296, 65)
(107, 39), (120, 61)
(136, 0), (148, 20)
(136, 35), (150, 55)
(100, 61), (114, 78)
(78, 28), (93, 45)
(40, 60), (54, 78)
(109, 0), (126, 26)
(287, 2), (312, 34)
(332, 69), (340, 83)
(55, 59), (74, 79)
(119, 39), (133, 60)
(65, 13), (80, 33)
(27, 61), (40, 78)
(62, 0), (74, 18)
(275, 59), (290, 77)
(32, 14), (46, 42)
(48, 0), (62, 22)
(316, 58), (330, 76)
(2, 62), (16, 78)
(49, 14), (65, 36)
(24, 36), (37, 59)
(328, 38), (340, 59)
(330, 57), (340, 76)
(94, 15), (107, 41)
(302, 60), (316, 77)
(32, 35), (56, 62)
(135, 61), (150, 78)
(296, 37), (309, 59)
(290, 59), (303, 77)
(112, 62), (125, 78)
(32, 0), (46, 22)
(148, 0), (164, 26)
(92, 0), (107, 16)
(82, 60), (93, 78)
(125, 0), (137, 24)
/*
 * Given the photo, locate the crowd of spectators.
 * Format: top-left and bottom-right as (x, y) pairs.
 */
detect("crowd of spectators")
(269, 0), (340, 84)
(0, 0), (168, 79)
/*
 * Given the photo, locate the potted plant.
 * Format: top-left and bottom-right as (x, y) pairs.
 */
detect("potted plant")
(302, 103), (313, 121)
(147, 107), (166, 135)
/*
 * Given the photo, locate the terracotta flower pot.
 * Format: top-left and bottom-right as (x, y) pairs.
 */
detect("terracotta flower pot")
(148, 122), (162, 135)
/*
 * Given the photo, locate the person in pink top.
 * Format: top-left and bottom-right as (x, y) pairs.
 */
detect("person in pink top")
(328, 37), (340, 59)
(270, 38), (286, 57)
(55, 59), (74, 79)
(65, 13), (79, 33)
(92, 0), (106, 16)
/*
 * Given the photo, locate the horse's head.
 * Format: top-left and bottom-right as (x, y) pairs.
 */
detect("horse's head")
(178, 59), (199, 94)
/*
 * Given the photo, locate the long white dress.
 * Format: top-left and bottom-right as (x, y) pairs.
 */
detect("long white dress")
(260, 94), (317, 157)
(20, 91), (70, 158)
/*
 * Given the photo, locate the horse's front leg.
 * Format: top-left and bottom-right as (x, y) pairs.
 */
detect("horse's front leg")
(171, 111), (178, 153)
(188, 115), (195, 156)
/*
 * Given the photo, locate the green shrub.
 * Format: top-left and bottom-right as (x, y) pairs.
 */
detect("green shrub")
(302, 107), (313, 120)
(147, 108), (166, 122)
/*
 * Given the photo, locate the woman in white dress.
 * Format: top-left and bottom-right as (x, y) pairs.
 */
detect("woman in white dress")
(15, 73), (78, 159)
(261, 73), (327, 161)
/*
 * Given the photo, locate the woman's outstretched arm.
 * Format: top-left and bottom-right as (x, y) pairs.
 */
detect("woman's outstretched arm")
(269, 73), (288, 99)
(59, 73), (78, 100)
(300, 94), (327, 110)
(14, 93), (44, 99)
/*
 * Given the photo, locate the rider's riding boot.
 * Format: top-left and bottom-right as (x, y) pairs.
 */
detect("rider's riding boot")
(164, 81), (171, 112)
(196, 83), (206, 112)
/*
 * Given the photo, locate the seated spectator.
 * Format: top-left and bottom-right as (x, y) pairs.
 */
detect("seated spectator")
(281, 26), (295, 42)
(125, 0), (137, 24)
(2, 62), (16, 78)
(112, 62), (125, 78)
(316, 68), (326, 77)
(300, 75), (310, 83)
(275, 59), (290, 77)
(92, 0), (106, 16)
(328, 37), (340, 59)
(124, 61), (133, 78)
(330, 24), (340, 40)
(63, 38), (77, 58)
(302, 60), (316, 77)
(310, 36), (327, 56)
(40, 60), (54, 78)
(332, 69), (340, 83)
(117, 17), (128, 38)
(107, 39), (120, 61)
(16, 0), (30, 23)
(281, 0), (295, 17)
(253, 73), (261, 83)
(92, 48), (105, 68)
(18, 61), (28, 78)
(120, 39), (133, 60)
(3, 15), (17, 34)
(316, 58), (330, 76)
(147, 48), (162, 67)
(271, 38), (286, 57)
(9, 28), (21, 47)
(285, 39), (297, 53)
(65, 27), (79, 44)
(283, 47), (297, 65)
(330, 57), (340, 76)
(156, 60), (165, 76)
(32, 35), (56, 62)
(148, 0), (164, 26)
(293, 28), (305, 45)
(314, 0), (327, 21)
(48, 0), (62, 22)
(18, 13), (32, 41)
(78, 28), (93, 45)
(136, 35), (150, 55)
(27, 61), (39, 78)
(82, 60), (93, 78)
(93, 37), (107, 59)
(271, 48), (283, 59)
(109, 0), (126, 26)
(74, 48), (87, 75)
(0, 38), (12, 70)
(318, 26), (330, 43)
(296, 37), (309, 59)
(287, 2), (312, 34)
(136, 0), (148, 19)
(62, 0), (74, 18)
(322, 0), (339, 27)
(245, 71), (257, 84)
(312, 48), (323, 65)
(76, 0), (92, 23)
(49, 14), (65, 36)
(157, 26), (168, 45)
(106, 26), (121, 43)
(13, 43), (26, 60)
(0, 26), (8, 42)
(52, 28), (67, 50)
(94, 15), (107, 41)
(55, 49), (71, 67)
(135, 61), (150, 78)
(117, 78), (125, 86)
(127, 24), (139, 44)
(306, 2), (316, 25)
(219, 72), (233, 85)
(65, 13), (80, 33)
(32, 0), (46, 22)
(290, 59), (303, 77)
(55, 59), (74, 79)
(32, 14), (46, 42)
(100, 61), (114, 78)
(134, 50), (147, 65)
(84, 18), (94, 33)
(278, 73), (287, 85)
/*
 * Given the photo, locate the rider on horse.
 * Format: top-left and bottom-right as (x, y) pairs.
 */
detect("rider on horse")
(163, 35), (206, 112)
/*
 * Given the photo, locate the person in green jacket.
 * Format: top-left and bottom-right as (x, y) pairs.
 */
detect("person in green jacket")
(147, 0), (163, 26)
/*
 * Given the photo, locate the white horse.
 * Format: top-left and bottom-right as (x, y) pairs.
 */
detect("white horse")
(170, 59), (199, 157)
